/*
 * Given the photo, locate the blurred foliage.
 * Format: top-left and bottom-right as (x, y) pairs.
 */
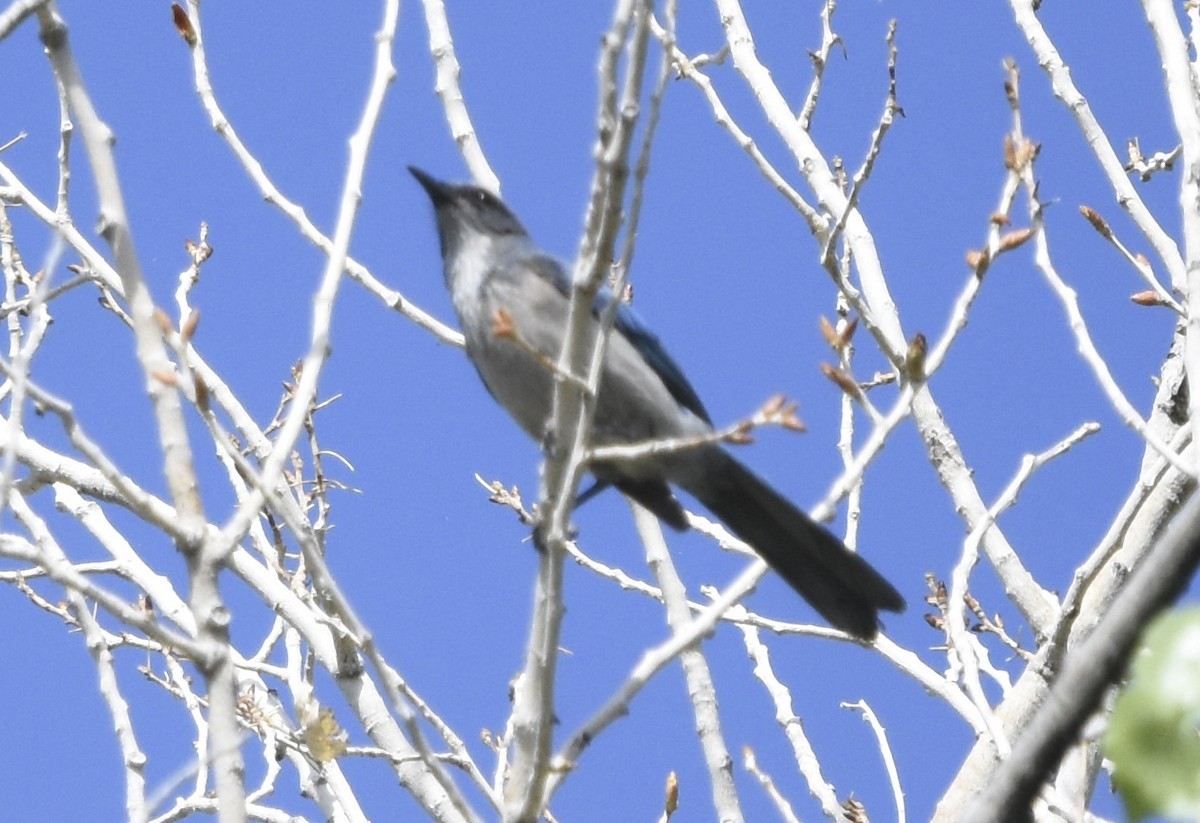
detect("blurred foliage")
(1105, 608), (1200, 821)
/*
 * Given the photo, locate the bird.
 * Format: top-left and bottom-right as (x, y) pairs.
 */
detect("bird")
(409, 166), (904, 639)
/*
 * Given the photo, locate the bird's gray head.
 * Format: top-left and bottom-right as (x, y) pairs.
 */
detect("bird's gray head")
(408, 167), (528, 260)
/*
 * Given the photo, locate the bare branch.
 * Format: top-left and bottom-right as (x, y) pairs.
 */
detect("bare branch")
(738, 619), (845, 819)
(1008, 0), (1185, 290)
(632, 501), (744, 822)
(180, 1), (461, 347)
(960, 493), (1200, 823)
(418, 0), (499, 190)
(842, 700), (906, 823)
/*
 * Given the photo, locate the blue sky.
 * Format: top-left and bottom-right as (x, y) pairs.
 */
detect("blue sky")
(0, 2), (1189, 821)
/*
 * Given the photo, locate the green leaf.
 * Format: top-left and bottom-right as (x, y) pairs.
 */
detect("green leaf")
(1104, 608), (1200, 821)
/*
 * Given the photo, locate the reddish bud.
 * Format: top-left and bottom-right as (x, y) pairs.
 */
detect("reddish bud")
(820, 362), (859, 397)
(171, 4), (197, 47)
(1130, 290), (1164, 306)
(1079, 205), (1111, 238)
(194, 374), (209, 411)
(664, 772), (679, 815)
(905, 332), (927, 382)
(153, 307), (174, 334)
(999, 227), (1034, 252)
(1014, 139), (1040, 169)
(491, 308), (515, 339)
(819, 315), (838, 349)
(728, 421), (755, 445)
(761, 394), (786, 416)
(779, 408), (807, 433)
(838, 316), (859, 348)
(181, 309), (201, 341)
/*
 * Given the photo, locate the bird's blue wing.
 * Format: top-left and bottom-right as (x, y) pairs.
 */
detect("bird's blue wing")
(606, 297), (712, 424)
(528, 255), (712, 425)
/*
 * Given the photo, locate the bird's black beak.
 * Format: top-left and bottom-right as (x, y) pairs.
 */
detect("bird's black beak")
(408, 166), (453, 206)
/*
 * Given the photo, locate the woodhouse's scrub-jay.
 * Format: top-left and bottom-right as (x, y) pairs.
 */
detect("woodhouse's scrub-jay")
(410, 167), (904, 639)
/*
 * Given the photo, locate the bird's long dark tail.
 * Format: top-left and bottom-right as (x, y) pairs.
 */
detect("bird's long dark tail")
(681, 450), (904, 639)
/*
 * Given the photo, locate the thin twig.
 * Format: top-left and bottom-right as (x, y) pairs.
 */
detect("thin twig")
(632, 501), (744, 821)
(738, 618), (843, 819)
(181, 0), (461, 347)
(797, 0), (842, 131)
(507, 2), (654, 819)
(842, 700), (905, 823)
(418, 0), (498, 190)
